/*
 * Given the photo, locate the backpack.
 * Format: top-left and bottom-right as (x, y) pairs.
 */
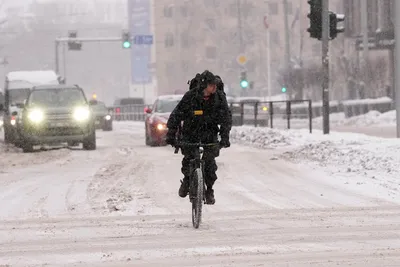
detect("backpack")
(187, 73), (204, 90)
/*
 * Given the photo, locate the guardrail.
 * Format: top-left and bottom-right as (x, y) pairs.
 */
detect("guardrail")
(112, 104), (149, 121)
(229, 100), (312, 133)
(110, 100), (313, 133)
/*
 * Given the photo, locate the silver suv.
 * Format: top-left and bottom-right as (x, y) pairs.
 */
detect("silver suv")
(18, 84), (96, 153)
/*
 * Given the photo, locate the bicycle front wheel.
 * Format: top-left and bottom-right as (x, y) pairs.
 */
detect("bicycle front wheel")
(192, 168), (204, 229)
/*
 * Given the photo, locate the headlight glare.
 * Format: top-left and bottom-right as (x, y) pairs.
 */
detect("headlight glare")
(28, 109), (44, 123)
(156, 123), (166, 130)
(73, 107), (90, 121)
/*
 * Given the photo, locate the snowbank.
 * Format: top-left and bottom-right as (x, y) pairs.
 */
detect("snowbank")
(230, 126), (400, 180)
(314, 110), (396, 127)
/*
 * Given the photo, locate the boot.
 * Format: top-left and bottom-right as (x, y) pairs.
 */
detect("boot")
(205, 188), (215, 204)
(178, 178), (189, 198)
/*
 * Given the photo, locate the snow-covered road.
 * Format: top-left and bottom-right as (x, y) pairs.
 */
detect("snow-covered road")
(0, 122), (399, 266)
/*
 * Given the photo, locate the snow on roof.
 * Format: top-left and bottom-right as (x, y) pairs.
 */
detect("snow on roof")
(6, 70), (59, 89)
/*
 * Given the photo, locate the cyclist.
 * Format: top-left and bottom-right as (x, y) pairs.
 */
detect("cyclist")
(166, 70), (232, 204)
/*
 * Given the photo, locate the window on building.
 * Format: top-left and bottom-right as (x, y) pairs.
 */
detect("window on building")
(205, 18), (216, 31)
(229, 3), (237, 16)
(268, 2), (278, 15)
(180, 5), (188, 17)
(205, 46), (217, 59)
(312, 43), (321, 57)
(164, 5), (173, 17)
(270, 30), (280, 45)
(204, 0), (218, 7)
(181, 60), (189, 70)
(165, 62), (174, 76)
(165, 33), (174, 47)
(181, 31), (189, 48)
(286, 2), (293, 15)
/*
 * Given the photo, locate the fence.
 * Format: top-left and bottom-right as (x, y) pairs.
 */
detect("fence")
(110, 100), (313, 133)
(229, 100), (312, 133)
(112, 104), (149, 121)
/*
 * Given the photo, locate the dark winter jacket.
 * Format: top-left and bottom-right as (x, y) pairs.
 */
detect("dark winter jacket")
(166, 86), (232, 143)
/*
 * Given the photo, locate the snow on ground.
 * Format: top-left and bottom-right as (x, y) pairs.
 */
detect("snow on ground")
(230, 126), (400, 202)
(1, 121), (400, 266)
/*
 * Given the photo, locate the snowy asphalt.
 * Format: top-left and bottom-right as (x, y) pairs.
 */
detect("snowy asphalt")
(0, 122), (399, 266)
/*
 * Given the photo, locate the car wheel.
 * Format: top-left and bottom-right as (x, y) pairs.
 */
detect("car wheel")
(68, 141), (79, 147)
(83, 130), (96, 150)
(22, 139), (34, 153)
(103, 123), (113, 131)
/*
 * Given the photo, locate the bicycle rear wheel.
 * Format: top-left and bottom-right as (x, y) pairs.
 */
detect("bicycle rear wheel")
(191, 168), (204, 229)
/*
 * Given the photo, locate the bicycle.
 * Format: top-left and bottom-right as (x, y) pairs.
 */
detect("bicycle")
(174, 141), (220, 229)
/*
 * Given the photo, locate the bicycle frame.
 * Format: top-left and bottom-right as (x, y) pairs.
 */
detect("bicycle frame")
(174, 141), (219, 228)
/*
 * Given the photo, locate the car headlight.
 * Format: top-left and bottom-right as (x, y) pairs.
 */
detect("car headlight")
(73, 107), (90, 121)
(28, 109), (44, 123)
(105, 115), (111, 120)
(156, 123), (167, 130)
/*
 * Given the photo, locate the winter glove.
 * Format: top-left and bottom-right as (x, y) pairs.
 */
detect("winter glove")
(219, 138), (230, 148)
(165, 131), (177, 147)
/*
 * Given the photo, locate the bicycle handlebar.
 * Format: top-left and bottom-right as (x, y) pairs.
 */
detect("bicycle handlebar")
(173, 142), (220, 154)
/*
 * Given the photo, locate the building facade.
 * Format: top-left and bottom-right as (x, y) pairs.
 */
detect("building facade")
(152, 0), (343, 99)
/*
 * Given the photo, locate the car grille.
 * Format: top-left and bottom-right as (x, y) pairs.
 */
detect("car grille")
(46, 113), (72, 121)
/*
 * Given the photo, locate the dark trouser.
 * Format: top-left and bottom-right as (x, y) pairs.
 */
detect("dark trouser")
(181, 146), (219, 189)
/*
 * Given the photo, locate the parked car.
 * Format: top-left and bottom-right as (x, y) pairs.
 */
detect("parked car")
(144, 94), (183, 146)
(18, 84), (96, 153)
(89, 99), (113, 131)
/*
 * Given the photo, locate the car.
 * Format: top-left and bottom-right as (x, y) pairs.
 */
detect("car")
(89, 99), (113, 131)
(2, 70), (60, 145)
(18, 84), (96, 153)
(144, 94), (183, 146)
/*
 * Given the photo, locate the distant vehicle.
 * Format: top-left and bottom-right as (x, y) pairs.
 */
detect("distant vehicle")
(89, 99), (113, 131)
(113, 97), (145, 121)
(2, 70), (61, 145)
(18, 84), (96, 153)
(144, 94), (183, 146)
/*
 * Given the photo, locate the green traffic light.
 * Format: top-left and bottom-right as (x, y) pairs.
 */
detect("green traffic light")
(123, 41), (131, 48)
(281, 87), (287, 93)
(240, 80), (249, 88)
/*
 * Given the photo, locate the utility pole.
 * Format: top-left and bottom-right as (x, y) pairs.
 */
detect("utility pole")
(395, 0), (400, 138)
(360, 0), (368, 98)
(321, 0), (329, 134)
(237, 0), (244, 52)
(283, 0), (291, 69)
(360, 0), (369, 62)
(264, 15), (271, 100)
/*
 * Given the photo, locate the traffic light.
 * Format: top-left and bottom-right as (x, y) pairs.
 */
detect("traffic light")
(307, 0), (322, 40)
(329, 12), (345, 40)
(68, 31), (82, 50)
(249, 81), (254, 90)
(281, 87), (287, 93)
(122, 31), (131, 48)
(240, 71), (248, 89)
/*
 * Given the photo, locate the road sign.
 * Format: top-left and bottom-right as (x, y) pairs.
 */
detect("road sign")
(133, 35), (153, 45)
(236, 54), (247, 65)
(128, 0), (152, 84)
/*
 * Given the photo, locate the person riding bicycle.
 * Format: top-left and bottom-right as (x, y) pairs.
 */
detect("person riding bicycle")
(166, 70), (232, 205)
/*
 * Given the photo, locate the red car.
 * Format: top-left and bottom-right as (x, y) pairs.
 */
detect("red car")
(144, 94), (183, 146)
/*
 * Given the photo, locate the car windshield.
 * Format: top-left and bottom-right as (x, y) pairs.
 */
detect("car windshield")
(155, 99), (181, 113)
(28, 88), (86, 107)
(9, 89), (30, 106)
(92, 102), (107, 111)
